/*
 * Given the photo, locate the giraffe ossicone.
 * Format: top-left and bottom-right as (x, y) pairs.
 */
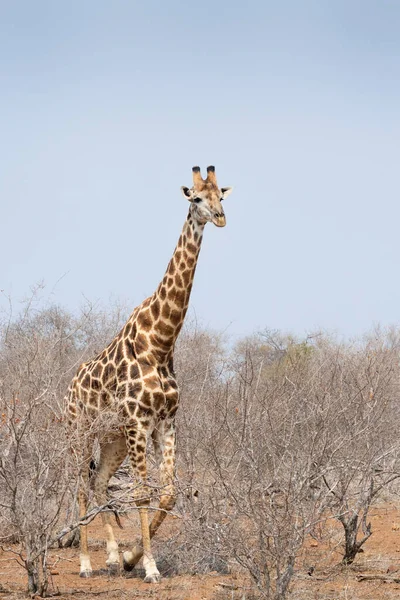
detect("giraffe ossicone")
(66, 166), (232, 582)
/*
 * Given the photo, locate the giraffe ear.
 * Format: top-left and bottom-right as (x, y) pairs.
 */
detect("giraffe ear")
(181, 186), (194, 201)
(221, 187), (233, 200)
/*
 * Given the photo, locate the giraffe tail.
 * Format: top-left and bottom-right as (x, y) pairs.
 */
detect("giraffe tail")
(113, 509), (123, 529)
(88, 458), (123, 528)
(89, 458), (97, 479)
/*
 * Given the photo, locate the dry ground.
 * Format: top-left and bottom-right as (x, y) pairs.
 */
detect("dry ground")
(2, 504), (400, 599)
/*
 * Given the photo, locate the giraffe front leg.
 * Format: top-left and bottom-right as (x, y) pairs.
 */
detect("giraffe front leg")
(151, 419), (177, 532)
(122, 423), (161, 583)
(123, 420), (177, 570)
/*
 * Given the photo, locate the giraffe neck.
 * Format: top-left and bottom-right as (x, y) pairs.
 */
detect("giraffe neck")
(133, 210), (205, 363)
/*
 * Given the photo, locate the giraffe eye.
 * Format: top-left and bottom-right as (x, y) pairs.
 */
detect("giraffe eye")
(193, 198), (201, 204)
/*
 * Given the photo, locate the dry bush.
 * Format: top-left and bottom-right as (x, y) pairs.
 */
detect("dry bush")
(0, 300), (76, 594)
(314, 332), (400, 563)
(173, 330), (400, 599)
(0, 290), (128, 595)
(170, 332), (326, 596)
(199, 336), (330, 599)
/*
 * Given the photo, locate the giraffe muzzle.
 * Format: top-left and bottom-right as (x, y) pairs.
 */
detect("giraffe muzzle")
(212, 214), (226, 228)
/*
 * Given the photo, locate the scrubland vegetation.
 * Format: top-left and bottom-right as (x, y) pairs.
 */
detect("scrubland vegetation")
(2, 290), (400, 599)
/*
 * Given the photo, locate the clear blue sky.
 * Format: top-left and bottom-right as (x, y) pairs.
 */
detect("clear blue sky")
(1, 1), (399, 338)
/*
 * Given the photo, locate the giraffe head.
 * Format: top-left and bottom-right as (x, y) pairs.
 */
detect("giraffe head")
(181, 166), (233, 227)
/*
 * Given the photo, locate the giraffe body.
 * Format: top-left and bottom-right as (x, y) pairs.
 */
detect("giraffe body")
(66, 166), (232, 582)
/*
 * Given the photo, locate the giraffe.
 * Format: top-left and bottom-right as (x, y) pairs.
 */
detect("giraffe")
(66, 165), (233, 583)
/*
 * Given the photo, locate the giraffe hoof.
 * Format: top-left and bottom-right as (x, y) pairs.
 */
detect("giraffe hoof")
(79, 570), (93, 578)
(107, 562), (120, 577)
(122, 553), (135, 572)
(144, 572), (161, 583)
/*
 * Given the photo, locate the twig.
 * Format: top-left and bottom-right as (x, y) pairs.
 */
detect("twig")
(357, 574), (400, 583)
(217, 582), (239, 590)
(66, 590), (130, 596)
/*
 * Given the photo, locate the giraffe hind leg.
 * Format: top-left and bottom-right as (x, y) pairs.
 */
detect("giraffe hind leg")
(78, 443), (94, 578)
(92, 434), (127, 575)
